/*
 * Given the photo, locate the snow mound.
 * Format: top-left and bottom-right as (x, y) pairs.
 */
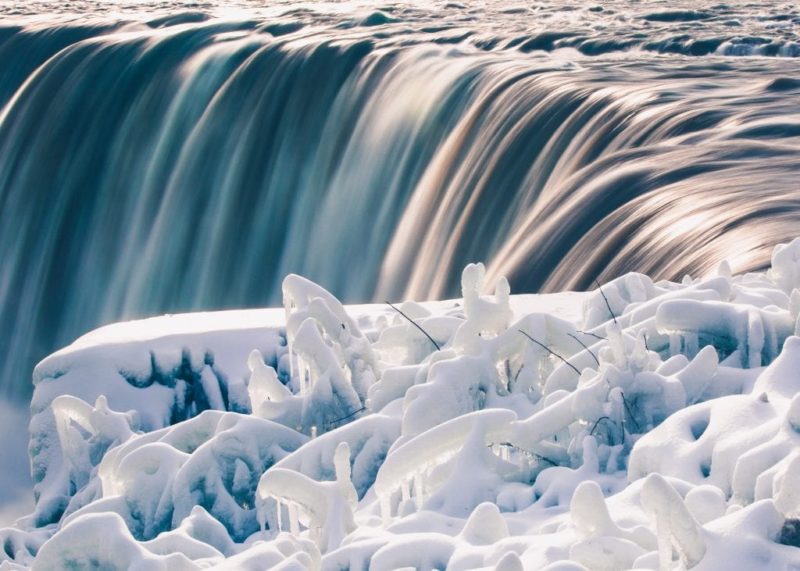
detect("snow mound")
(4, 244), (800, 570)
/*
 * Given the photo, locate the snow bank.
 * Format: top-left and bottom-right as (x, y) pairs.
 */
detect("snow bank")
(4, 243), (800, 570)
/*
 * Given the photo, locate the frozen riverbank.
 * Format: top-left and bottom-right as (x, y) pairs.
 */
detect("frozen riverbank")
(3, 241), (800, 569)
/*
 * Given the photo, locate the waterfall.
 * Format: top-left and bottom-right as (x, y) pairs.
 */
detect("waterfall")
(2, 12), (800, 397)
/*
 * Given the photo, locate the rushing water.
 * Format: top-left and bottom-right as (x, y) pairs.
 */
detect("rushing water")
(1, 1), (800, 398)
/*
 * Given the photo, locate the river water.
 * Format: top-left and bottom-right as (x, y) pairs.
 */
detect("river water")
(1, 0), (799, 397)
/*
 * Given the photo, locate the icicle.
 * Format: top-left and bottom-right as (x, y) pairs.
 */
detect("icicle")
(257, 497), (267, 535)
(685, 332), (699, 358)
(669, 334), (680, 357)
(607, 323), (627, 368)
(289, 502), (300, 536)
(790, 289), (800, 322)
(581, 436), (600, 473)
(414, 472), (425, 510)
(301, 361), (309, 397)
(334, 441), (358, 510)
(747, 309), (764, 368)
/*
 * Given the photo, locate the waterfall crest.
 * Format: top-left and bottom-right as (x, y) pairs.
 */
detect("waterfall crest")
(2, 13), (800, 396)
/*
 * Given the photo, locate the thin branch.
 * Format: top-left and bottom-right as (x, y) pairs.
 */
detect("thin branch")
(620, 392), (641, 432)
(533, 453), (559, 466)
(385, 301), (441, 351)
(518, 330), (581, 376)
(576, 330), (606, 341)
(513, 363), (524, 385)
(325, 406), (366, 429)
(590, 415), (614, 436)
(568, 333), (600, 366)
(594, 279), (618, 325)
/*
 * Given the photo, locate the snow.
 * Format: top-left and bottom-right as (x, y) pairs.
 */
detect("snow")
(4, 242), (800, 569)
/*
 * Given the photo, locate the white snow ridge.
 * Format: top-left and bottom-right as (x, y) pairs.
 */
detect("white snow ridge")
(5, 241), (800, 570)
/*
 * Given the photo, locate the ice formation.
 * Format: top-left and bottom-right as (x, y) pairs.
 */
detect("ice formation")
(4, 242), (800, 569)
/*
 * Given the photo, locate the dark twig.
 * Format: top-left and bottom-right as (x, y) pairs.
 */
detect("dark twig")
(513, 364), (524, 385)
(620, 392), (641, 432)
(590, 416), (611, 435)
(518, 330), (581, 376)
(385, 301), (441, 351)
(325, 406), (366, 429)
(590, 416), (620, 445)
(594, 279), (618, 325)
(533, 453), (559, 466)
(577, 330), (606, 341)
(568, 333), (600, 366)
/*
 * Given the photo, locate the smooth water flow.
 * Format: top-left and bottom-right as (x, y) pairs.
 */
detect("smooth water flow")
(2, 1), (800, 398)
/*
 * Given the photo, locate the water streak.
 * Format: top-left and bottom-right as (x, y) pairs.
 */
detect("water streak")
(1, 5), (800, 397)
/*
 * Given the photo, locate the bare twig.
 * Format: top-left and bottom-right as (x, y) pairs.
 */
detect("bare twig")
(518, 330), (581, 376)
(325, 406), (366, 429)
(590, 416), (620, 445)
(533, 453), (559, 466)
(590, 415), (613, 436)
(385, 301), (441, 351)
(513, 364), (524, 385)
(568, 333), (600, 366)
(576, 330), (606, 341)
(620, 392), (641, 432)
(594, 279), (618, 325)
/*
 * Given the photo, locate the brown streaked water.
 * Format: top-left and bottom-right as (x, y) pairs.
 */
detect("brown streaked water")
(1, 1), (800, 397)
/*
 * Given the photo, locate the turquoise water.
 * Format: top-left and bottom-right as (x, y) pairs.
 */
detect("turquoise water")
(1, 1), (800, 397)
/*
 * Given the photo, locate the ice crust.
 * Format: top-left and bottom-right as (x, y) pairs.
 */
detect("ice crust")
(4, 245), (800, 569)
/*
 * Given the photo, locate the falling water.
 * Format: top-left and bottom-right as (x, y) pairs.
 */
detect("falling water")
(2, 1), (800, 397)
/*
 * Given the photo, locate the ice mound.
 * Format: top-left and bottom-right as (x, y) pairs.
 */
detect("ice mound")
(4, 247), (800, 569)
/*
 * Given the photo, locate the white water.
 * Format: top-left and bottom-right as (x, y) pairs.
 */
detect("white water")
(0, 2), (798, 404)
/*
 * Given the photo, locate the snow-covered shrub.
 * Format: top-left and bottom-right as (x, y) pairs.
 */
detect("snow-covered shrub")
(281, 274), (379, 433)
(10, 241), (800, 570)
(93, 410), (307, 541)
(257, 441), (358, 552)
